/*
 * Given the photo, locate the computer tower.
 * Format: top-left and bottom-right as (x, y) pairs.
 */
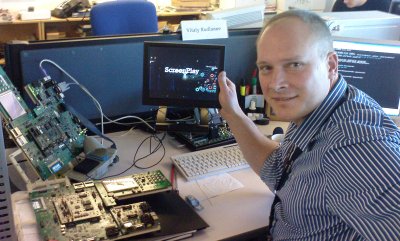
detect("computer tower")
(319, 11), (400, 41)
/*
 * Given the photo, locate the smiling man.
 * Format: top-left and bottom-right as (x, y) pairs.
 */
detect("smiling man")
(332, 0), (391, 12)
(218, 10), (400, 240)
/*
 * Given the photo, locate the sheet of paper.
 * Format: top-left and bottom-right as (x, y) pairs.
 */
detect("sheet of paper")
(181, 20), (228, 41)
(197, 173), (243, 198)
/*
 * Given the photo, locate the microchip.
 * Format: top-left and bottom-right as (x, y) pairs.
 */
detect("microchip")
(105, 225), (119, 237)
(31, 197), (47, 211)
(102, 177), (139, 193)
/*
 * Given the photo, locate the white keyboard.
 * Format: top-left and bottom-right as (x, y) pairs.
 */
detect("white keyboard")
(171, 144), (249, 181)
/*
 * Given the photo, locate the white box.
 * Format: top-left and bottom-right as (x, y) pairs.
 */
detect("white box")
(319, 11), (400, 41)
(277, 0), (325, 11)
(219, 0), (265, 9)
(19, 10), (51, 21)
(203, 4), (265, 28)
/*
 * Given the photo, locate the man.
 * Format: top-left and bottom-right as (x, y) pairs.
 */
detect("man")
(218, 10), (400, 240)
(332, 0), (391, 12)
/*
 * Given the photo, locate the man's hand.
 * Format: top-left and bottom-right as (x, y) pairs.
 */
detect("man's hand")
(218, 71), (278, 174)
(218, 71), (244, 121)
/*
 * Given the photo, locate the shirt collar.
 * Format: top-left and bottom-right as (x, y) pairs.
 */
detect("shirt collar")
(285, 76), (348, 151)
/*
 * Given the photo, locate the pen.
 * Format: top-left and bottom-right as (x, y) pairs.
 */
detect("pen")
(170, 164), (175, 190)
(240, 78), (246, 97)
(251, 68), (258, 94)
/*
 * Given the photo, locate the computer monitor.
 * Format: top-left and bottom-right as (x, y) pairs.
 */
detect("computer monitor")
(5, 29), (259, 134)
(142, 42), (225, 109)
(333, 36), (400, 116)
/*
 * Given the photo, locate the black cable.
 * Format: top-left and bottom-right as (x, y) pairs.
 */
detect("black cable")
(134, 133), (166, 169)
(87, 132), (166, 180)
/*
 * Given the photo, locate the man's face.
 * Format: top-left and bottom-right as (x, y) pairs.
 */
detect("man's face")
(256, 18), (337, 125)
(343, 0), (367, 8)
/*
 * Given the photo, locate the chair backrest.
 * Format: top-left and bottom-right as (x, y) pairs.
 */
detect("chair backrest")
(90, 0), (158, 36)
(390, 0), (400, 15)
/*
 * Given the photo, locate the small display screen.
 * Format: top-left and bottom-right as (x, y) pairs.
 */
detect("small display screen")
(0, 90), (27, 120)
(143, 42), (225, 108)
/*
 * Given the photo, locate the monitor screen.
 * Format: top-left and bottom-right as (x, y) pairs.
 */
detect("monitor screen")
(142, 42), (225, 108)
(333, 37), (400, 115)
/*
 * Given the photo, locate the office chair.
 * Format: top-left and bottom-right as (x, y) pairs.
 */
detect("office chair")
(90, 0), (158, 36)
(390, 0), (400, 15)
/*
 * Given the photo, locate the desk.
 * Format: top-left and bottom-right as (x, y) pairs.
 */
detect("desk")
(10, 121), (289, 241)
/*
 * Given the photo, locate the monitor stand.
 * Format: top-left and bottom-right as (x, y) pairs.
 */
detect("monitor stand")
(155, 106), (209, 133)
(155, 107), (236, 150)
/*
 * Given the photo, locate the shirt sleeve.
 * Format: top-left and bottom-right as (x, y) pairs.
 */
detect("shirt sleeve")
(325, 138), (400, 240)
(260, 147), (283, 192)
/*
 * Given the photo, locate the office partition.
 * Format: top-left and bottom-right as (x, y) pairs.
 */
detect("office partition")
(5, 30), (260, 124)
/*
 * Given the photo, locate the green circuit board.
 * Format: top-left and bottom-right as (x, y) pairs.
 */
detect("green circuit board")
(0, 67), (85, 179)
(30, 178), (161, 241)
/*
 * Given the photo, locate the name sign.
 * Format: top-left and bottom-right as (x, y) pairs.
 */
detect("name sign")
(181, 20), (228, 41)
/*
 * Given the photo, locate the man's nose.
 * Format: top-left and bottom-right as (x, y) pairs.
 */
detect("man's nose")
(270, 69), (287, 92)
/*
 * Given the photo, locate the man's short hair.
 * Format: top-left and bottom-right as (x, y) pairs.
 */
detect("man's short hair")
(258, 10), (334, 58)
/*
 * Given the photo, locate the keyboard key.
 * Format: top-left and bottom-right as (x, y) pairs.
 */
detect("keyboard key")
(171, 144), (249, 181)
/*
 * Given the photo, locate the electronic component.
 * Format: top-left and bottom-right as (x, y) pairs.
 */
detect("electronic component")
(110, 202), (160, 236)
(29, 172), (166, 241)
(173, 124), (236, 151)
(0, 68), (86, 180)
(95, 170), (172, 206)
(185, 195), (204, 211)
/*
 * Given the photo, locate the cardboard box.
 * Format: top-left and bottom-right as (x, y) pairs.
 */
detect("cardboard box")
(19, 9), (51, 20)
(172, 0), (210, 8)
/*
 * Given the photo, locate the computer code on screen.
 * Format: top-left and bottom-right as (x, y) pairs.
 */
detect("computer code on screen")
(334, 40), (400, 110)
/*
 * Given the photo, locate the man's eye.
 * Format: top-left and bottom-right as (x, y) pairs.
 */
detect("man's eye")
(259, 66), (272, 73)
(289, 62), (303, 68)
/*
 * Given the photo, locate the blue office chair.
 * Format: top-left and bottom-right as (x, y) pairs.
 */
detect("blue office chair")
(90, 0), (158, 36)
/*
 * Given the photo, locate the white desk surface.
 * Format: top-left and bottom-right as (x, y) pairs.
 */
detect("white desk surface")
(11, 121), (289, 241)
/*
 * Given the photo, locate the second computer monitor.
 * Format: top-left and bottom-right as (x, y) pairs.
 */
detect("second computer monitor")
(142, 42), (225, 109)
(333, 36), (400, 115)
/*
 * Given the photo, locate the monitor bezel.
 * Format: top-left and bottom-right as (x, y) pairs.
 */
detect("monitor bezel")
(142, 41), (225, 108)
(333, 36), (400, 116)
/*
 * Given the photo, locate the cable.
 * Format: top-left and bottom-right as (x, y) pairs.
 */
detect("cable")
(95, 115), (156, 131)
(133, 132), (166, 169)
(90, 132), (166, 180)
(39, 59), (106, 143)
(39, 59), (156, 134)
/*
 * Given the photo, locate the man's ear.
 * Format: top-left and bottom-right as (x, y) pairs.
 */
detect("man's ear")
(327, 51), (339, 85)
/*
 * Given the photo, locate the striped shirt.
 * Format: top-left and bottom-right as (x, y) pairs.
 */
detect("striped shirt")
(260, 76), (400, 240)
